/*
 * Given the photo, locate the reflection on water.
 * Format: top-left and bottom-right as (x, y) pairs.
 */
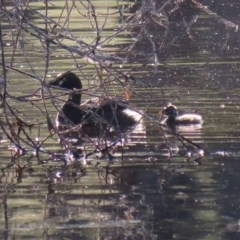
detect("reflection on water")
(1, 0), (240, 240)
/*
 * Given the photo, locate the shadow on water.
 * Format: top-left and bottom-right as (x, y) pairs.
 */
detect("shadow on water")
(1, 0), (240, 239)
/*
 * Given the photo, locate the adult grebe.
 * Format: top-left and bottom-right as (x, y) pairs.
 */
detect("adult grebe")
(49, 71), (142, 135)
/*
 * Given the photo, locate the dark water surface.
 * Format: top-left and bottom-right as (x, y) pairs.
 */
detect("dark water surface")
(1, 1), (240, 239)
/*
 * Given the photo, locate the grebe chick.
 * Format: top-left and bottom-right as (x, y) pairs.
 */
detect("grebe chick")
(49, 71), (142, 133)
(161, 104), (203, 128)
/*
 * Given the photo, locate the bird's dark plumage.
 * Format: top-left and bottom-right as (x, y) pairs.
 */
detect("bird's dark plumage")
(49, 72), (141, 136)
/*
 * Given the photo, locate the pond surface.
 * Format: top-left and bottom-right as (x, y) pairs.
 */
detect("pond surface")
(1, 1), (240, 239)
